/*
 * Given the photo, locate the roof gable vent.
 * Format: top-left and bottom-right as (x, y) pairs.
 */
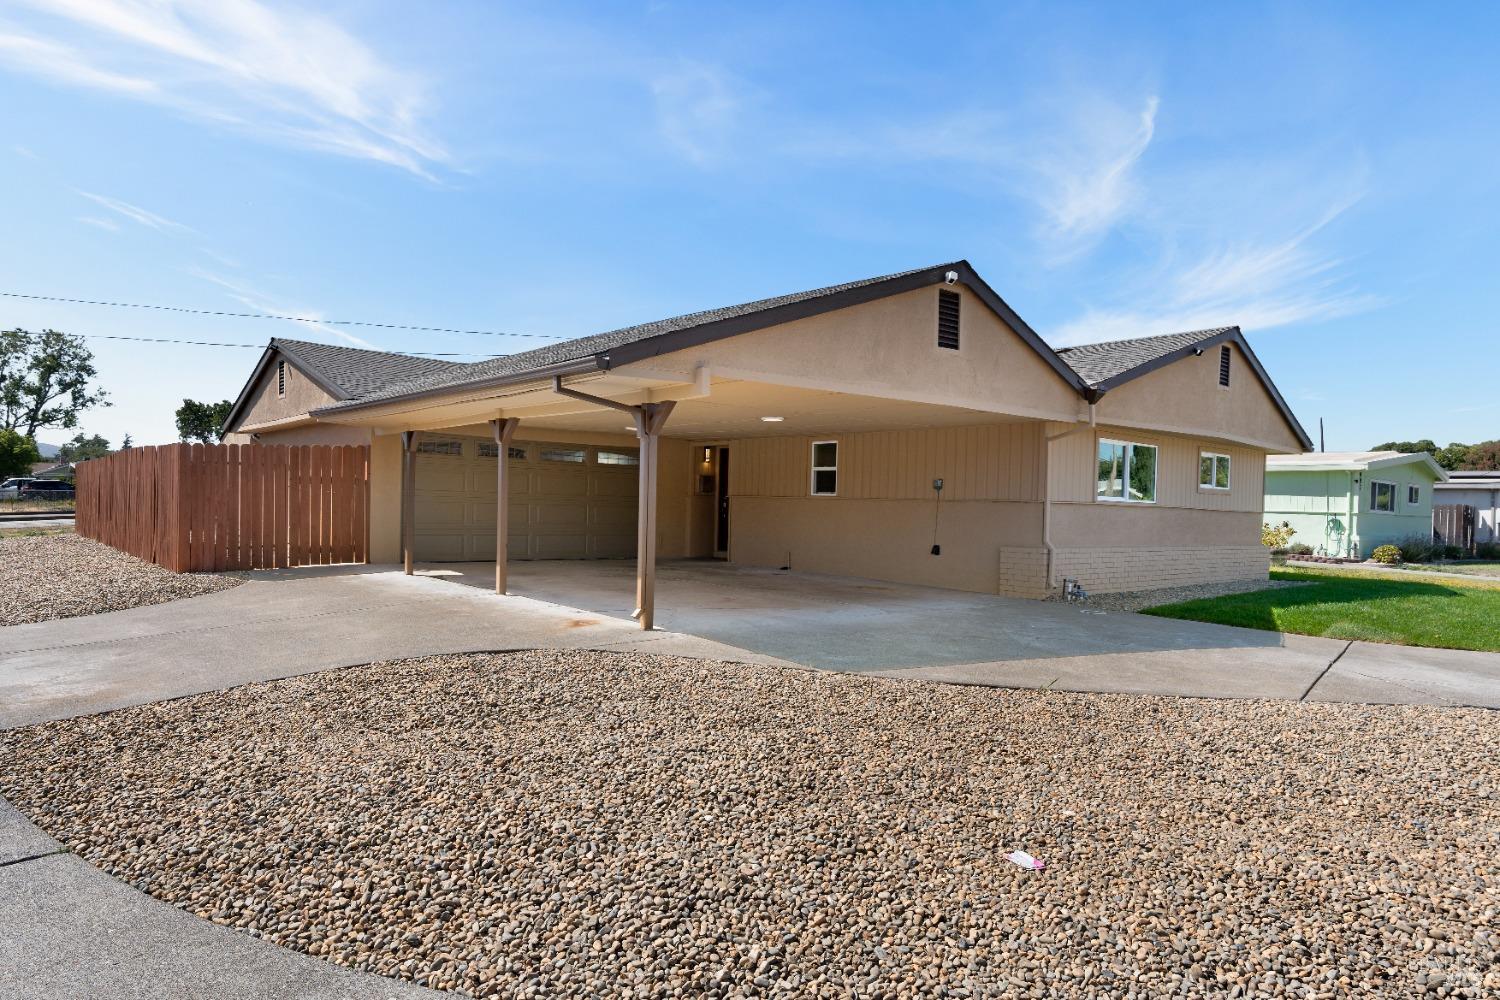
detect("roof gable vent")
(937, 290), (960, 350)
(1218, 344), (1231, 387)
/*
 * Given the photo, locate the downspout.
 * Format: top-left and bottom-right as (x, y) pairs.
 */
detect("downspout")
(1043, 402), (1096, 591)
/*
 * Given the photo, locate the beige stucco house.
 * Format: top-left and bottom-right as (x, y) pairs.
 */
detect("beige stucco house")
(223, 261), (1311, 625)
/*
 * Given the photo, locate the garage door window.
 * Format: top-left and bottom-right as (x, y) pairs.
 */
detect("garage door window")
(541, 447), (585, 463)
(478, 443), (529, 460)
(596, 450), (639, 466)
(417, 438), (463, 456)
(811, 441), (838, 496)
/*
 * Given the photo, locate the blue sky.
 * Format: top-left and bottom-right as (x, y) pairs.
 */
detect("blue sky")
(1, 1), (1496, 450)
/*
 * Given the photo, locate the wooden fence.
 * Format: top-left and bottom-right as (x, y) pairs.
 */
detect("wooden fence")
(76, 443), (369, 572)
(1433, 503), (1475, 554)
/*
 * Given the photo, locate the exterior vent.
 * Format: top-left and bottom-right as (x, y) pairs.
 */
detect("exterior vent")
(1218, 344), (1231, 387)
(937, 290), (961, 350)
(276, 359), (287, 397)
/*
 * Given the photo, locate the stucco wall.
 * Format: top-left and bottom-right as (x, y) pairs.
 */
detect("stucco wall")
(641, 285), (1084, 422)
(1092, 342), (1306, 453)
(234, 355), (340, 430)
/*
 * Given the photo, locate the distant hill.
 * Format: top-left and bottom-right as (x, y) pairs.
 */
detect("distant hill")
(35, 441), (61, 459)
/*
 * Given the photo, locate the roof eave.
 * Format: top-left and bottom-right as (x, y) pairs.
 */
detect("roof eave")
(310, 355), (603, 420)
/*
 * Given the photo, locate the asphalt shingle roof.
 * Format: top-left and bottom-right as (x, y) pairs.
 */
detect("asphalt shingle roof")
(318, 263), (960, 409)
(1054, 328), (1235, 387)
(273, 338), (465, 400)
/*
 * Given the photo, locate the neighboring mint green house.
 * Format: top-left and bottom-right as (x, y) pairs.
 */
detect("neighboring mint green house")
(1265, 451), (1448, 558)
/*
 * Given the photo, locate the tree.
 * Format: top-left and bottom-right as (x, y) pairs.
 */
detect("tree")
(1370, 439), (1438, 455)
(1464, 440), (1500, 471)
(119, 433), (133, 450)
(0, 329), (110, 438)
(1434, 442), (1474, 471)
(175, 399), (234, 443)
(56, 432), (111, 463)
(0, 428), (41, 480)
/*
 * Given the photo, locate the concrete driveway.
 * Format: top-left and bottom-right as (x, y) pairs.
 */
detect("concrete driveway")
(432, 559), (1500, 709)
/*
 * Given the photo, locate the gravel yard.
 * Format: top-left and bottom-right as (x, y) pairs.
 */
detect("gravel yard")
(1050, 577), (1307, 614)
(2, 650), (1495, 999)
(0, 534), (242, 626)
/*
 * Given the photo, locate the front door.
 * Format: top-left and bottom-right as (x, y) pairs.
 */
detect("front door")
(715, 446), (731, 557)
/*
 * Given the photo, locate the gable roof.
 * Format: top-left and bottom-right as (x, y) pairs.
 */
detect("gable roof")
(223, 338), (466, 433)
(313, 260), (1088, 414)
(1267, 450), (1448, 480)
(1057, 326), (1313, 450)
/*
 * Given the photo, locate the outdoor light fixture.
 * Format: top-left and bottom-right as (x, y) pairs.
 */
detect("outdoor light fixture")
(760, 416), (784, 422)
(702, 446), (712, 463)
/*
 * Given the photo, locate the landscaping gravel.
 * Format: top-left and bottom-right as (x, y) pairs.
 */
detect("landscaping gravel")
(2, 650), (1495, 999)
(1054, 578), (1308, 613)
(0, 533), (242, 626)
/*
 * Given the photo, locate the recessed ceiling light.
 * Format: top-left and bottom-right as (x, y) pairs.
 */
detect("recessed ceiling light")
(760, 416), (784, 422)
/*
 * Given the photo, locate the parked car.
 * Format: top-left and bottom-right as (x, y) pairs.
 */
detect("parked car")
(0, 477), (37, 499)
(18, 480), (75, 500)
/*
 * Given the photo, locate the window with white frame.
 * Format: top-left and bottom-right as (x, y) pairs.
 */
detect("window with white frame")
(1407, 484), (1421, 505)
(1370, 480), (1396, 512)
(1199, 452), (1231, 490)
(1097, 439), (1157, 503)
(810, 441), (838, 495)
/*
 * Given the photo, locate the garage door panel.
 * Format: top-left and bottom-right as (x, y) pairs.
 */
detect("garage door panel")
(589, 473), (637, 497)
(415, 436), (638, 562)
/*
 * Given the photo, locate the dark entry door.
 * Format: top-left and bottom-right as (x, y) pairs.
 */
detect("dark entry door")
(715, 447), (731, 556)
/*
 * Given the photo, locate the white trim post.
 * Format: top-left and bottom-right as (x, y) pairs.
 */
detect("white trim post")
(400, 430), (418, 575)
(490, 417), (519, 594)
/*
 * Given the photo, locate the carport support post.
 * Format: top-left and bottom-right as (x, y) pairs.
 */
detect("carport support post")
(632, 401), (675, 630)
(400, 430), (418, 575)
(489, 417), (520, 595)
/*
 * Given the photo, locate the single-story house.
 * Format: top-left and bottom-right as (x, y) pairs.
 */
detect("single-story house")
(28, 462), (74, 480)
(1264, 451), (1447, 558)
(1433, 470), (1500, 546)
(223, 261), (1311, 626)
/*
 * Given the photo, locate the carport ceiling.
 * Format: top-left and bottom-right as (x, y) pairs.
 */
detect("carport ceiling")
(332, 378), (1038, 439)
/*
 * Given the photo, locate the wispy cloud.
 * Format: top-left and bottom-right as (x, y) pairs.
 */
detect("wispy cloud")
(77, 190), (191, 232)
(190, 269), (375, 349)
(1, 0), (444, 176)
(651, 61), (743, 165)
(1031, 96), (1158, 261)
(1050, 198), (1379, 346)
(77, 215), (120, 231)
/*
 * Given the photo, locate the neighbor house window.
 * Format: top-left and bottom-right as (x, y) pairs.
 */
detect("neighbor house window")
(596, 449), (639, 466)
(1370, 481), (1396, 512)
(1097, 439), (1157, 503)
(1218, 345), (1231, 387)
(277, 359), (287, 397)
(541, 448), (585, 463)
(811, 441), (838, 495)
(937, 289), (961, 350)
(1408, 484), (1421, 505)
(416, 438), (463, 456)
(1199, 452), (1231, 490)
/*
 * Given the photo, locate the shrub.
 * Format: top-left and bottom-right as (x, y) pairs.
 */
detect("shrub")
(1442, 545), (1465, 560)
(1371, 544), (1402, 564)
(1395, 534), (1442, 563)
(1288, 543), (1314, 556)
(1261, 521), (1295, 549)
(1477, 541), (1500, 559)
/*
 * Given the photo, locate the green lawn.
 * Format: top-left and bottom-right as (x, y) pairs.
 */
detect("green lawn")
(1141, 567), (1500, 652)
(1390, 560), (1500, 579)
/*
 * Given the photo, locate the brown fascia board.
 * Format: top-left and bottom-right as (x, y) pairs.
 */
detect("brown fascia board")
(311, 261), (1087, 419)
(1085, 327), (1314, 451)
(221, 340), (350, 435)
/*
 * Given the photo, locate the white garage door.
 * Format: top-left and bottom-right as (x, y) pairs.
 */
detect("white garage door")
(414, 435), (638, 561)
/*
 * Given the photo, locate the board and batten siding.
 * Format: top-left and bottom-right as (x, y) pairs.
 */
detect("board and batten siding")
(1046, 423), (1265, 513)
(728, 422), (1045, 501)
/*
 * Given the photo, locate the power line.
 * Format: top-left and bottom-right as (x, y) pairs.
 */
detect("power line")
(1, 290), (566, 340)
(70, 332), (498, 358)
